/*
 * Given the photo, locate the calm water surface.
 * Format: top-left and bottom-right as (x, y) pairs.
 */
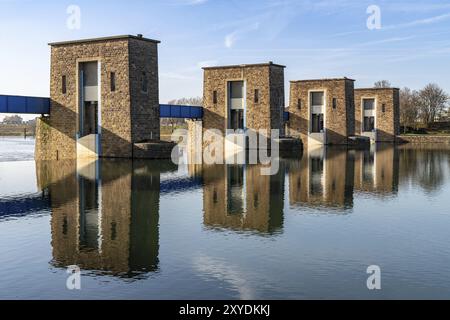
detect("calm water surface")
(1, 137), (450, 299)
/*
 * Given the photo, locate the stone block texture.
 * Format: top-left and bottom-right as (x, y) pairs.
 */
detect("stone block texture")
(355, 88), (400, 142)
(35, 35), (160, 160)
(202, 63), (286, 138)
(288, 78), (356, 147)
(397, 135), (450, 145)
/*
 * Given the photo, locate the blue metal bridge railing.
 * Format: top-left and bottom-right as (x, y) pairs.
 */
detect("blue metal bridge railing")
(0, 94), (290, 122)
(0, 95), (205, 119)
(159, 104), (203, 119)
(0, 95), (50, 115)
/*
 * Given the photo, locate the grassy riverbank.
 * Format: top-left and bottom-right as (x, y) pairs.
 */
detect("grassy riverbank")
(0, 124), (35, 137)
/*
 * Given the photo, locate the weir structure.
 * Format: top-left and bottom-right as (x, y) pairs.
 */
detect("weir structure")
(35, 35), (164, 160)
(355, 88), (400, 143)
(0, 34), (402, 161)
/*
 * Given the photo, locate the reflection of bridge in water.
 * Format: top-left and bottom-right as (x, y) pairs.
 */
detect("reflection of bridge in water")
(0, 145), (405, 278)
(0, 169), (202, 219)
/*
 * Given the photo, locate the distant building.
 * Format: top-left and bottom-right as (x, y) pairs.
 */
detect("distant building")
(202, 62), (286, 139)
(355, 88), (400, 143)
(288, 78), (356, 147)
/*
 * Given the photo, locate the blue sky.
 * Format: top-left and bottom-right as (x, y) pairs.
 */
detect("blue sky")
(1, 0), (450, 119)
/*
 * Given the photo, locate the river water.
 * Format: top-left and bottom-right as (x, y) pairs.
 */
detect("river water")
(1, 137), (450, 299)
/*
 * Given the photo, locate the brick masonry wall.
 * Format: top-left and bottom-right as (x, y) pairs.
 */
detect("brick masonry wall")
(288, 79), (355, 147)
(129, 39), (160, 143)
(397, 135), (450, 144)
(202, 64), (285, 142)
(355, 88), (400, 142)
(35, 37), (160, 160)
(269, 66), (285, 133)
(346, 80), (356, 137)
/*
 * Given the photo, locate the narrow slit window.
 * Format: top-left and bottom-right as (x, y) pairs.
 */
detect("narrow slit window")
(141, 72), (148, 93)
(332, 98), (337, 109)
(213, 90), (218, 104)
(110, 72), (116, 92)
(298, 99), (302, 110)
(382, 104), (386, 113)
(62, 75), (67, 94)
(254, 89), (259, 103)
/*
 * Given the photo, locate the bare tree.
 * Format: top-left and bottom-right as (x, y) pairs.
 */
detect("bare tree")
(2, 115), (24, 125)
(170, 97), (203, 107)
(418, 83), (449, 126)
(161, 97), (203, 128)
(400, 87), (420, 133)
(374, 80), (392, 88)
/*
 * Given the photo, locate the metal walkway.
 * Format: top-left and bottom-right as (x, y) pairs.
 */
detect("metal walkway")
(0, 176), (203, 219)
(0, 95), (50, 115)
(0, 94), (288, 120)
(0, 94), (204, 119)
(160, 104), (203, 119)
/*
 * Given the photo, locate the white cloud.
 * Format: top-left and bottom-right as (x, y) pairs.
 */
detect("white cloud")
(193, 255), (255, 300)
(178, 0), (208, 5)
(196, 60), (218, 68)
(224, 32), (237, 48)
(224, 22), (260, 48)
(333, 11), (450, 38)
(384, 12), (450, 30)
(386, 3), (450, 13)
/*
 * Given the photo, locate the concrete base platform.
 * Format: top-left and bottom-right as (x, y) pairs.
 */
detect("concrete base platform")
(277, 137), (303, 158)
(133, 141), (177, 159)
(347, 136), (371, 149)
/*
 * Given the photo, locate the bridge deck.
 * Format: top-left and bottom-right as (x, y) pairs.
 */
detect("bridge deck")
(0, 95), (50, 115)
(0, 94), (288, 120)
(0, 95), (204, 119)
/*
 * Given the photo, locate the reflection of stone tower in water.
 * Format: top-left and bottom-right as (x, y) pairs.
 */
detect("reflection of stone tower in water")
(202, 163), (285, 234)
(37, 160), (161, 277)
(354, 144), (399, 196)
(288, 148), (355, 209)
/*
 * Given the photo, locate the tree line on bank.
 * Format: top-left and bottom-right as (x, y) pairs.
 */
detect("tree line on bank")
(374, 80), (450, 133)
(160, 97), (203, 129)
(1, 115), (36, 126)
(163, 83), (450, 135)
(0, 116), (36, 136)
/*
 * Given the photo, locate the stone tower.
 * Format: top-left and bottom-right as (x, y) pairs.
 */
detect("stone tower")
(288, 78), (356, 147)
(202, 62), (286, 136)
(35, 35), (160, 160)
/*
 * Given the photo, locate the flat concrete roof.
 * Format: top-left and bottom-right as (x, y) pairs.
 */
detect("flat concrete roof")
(203, 62), (286, 70)
(355, 87), (400, 91)
(290, 77), (355, 83)
(49, 35), (161, 46)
